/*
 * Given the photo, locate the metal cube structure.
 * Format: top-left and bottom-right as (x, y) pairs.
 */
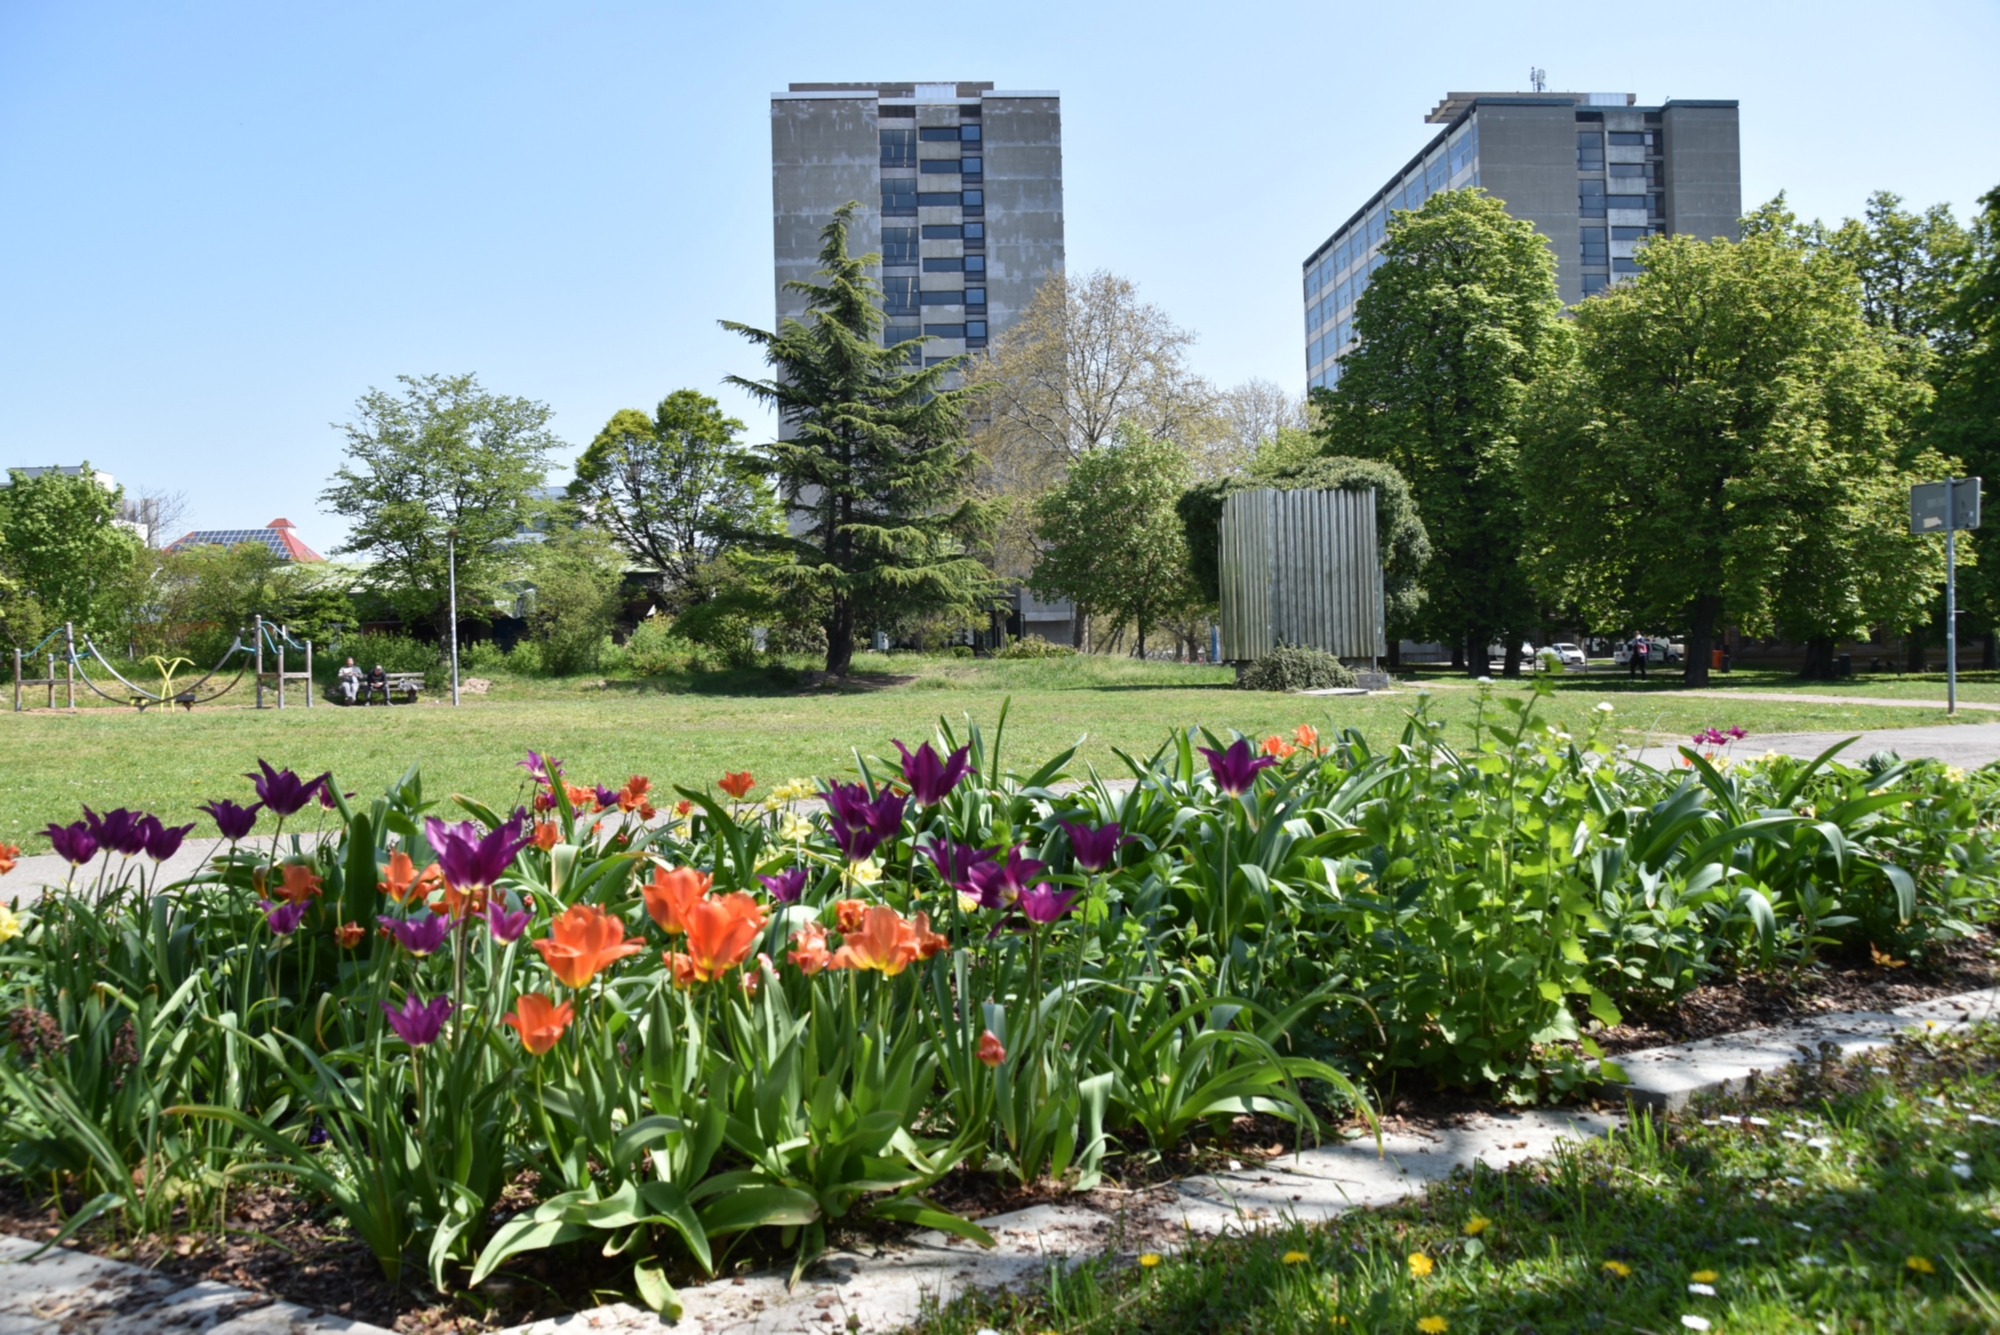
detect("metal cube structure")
(1217, 487), (1385, 663)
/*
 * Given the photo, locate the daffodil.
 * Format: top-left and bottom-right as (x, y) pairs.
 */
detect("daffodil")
(843, 857), (883, 888)
(0, 904), (24, 943)
(777, 811), (814, 843)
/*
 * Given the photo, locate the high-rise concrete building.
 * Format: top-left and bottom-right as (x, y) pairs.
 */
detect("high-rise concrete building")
(770, 82), (1063, 368)
(1301, 91), (1741, 391)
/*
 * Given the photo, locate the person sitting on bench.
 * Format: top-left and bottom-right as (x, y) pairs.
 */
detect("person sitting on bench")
(337, 657), (362, 705)
(366, 663), (388, 704)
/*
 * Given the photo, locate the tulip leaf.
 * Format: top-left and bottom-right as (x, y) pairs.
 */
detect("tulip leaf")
(469, 1217), (590, 1288)
(634, 1259), (682, 1318)
(697, 1184), (820, 1237)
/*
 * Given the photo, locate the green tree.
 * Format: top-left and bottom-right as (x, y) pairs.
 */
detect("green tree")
(1033, 422), (1204, 658)
(321, 373), (559, 638)
(1310, 188), (1569, 676)
(1827, 190), (1977, 349)
(0, 466), (142, 643)
(1928, 186), (2000, 659)
(723, 204), (996, 675)
(1524, 201), (1945, 684)
(568, 391), (777, 602)
(524, 527), (626, 675)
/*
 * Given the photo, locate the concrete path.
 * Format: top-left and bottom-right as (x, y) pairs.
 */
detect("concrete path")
(2, 836), (320, 906)
(1630, 722), (2000, 770)
(1678, 688), (2000, 712)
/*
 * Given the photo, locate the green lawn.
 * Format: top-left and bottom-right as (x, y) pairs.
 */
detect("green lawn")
(0, 654), (1969, 850)
(917, 1023), (2000, 1334)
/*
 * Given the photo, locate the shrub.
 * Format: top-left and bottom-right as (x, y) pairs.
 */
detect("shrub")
(998, 634), (1077, 659)
(609, 616), (697, 677)
(329, 631), (442, 688)
(1237, 643), (1357, 691)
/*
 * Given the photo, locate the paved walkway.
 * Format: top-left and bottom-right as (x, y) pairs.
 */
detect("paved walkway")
(1678, 688), (2000, 712)
(1629, 722), (2000, 771)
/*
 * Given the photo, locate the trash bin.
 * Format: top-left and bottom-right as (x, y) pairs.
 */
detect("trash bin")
(1837, 654), (1854, 677)
(1711, 649), (1725, 669)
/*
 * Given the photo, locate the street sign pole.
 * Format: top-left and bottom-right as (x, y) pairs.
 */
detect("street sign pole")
(1947, 478), (1958, 716)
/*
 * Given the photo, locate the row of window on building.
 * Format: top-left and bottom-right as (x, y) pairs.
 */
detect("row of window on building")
(879, 104), (987, 354)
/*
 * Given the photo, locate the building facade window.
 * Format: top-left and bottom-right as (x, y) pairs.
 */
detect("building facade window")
(880, 129), (915, 166)
(964, 221), (984, 242)
(1577, 131), (1604, 169)
(1580, 226), (1607, 264)
(922, 224), (962, 239)
(883, 227), (918, 265)
(965, 287), (986, 307)
(917, 191), (960, 207)
(1579, 179), (1606, 218)
(960, 123), (981, 142)
(920, 159), (960, 174)
(924, 323), (966, 338)
(964, 254), (985, 273)
(883, 276), (918, 313)
(961, 156), (982, 176)
(884, 322), (921, 346)
(919, 126), (960, 141)
(962, 189), (983, 208)
(922, 257), (964, 272)
(883, 179), (916, 214)
(1581, 274), (1609, 295)
(920, 290), (963, 305)
(966, 320), (987, 338)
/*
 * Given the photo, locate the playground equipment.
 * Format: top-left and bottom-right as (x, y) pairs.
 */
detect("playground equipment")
(10, 617), (315, 712)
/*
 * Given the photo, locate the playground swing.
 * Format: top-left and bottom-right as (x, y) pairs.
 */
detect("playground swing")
(12, 616), (316, 712)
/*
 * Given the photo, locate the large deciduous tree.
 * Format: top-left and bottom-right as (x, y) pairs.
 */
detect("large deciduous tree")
(567, 391), (776, 603)
(0, 465), (142, 643)
(1524, 201), (1946, 684)
(1927, 185), (2000, 660)
(723, 204), (996, 676)
(321, 373), (560, 638)
(1312, 188), (1569, 676)
(1032, 423), (1204, 659)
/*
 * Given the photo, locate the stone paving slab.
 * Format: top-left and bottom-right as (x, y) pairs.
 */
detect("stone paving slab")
(0, 1235), (393, 1334)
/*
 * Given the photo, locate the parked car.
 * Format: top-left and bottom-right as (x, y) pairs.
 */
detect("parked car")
(1612, 638), (1677, 667)
(1540, 643), (1587, 669)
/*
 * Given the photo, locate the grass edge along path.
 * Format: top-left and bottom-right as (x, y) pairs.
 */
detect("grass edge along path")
(914, 1023), (2000, 1335)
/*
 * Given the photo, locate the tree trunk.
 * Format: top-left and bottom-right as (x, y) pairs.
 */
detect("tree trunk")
(1502, 639), (1523, 679)
(1072, 604), (1088, 651)
(1465, 628), (1491, 679)
(1986, 633), (1998, 671)
(1386, 637), (1402, 669)
(1907, 631), (1927, 673)
(1136, 619), (1147, 660)
(1450, 640), (1464, 671)
(1683, 593), (1722, 687)
(1800, 637), (1836, 680)
(824, 599), (855, 676)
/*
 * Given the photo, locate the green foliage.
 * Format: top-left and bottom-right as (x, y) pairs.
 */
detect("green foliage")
(1932, 185), (2000, 634)
(1311, 188), (1569, 668)
(1031, 422), (1207, 658)
(525, 528), (627, 676)
(320, 373), (560, 634)
(609, 615), (700, 676)
(337, 630), (441, 685)
(0, 466), (143, 641)
(568, 391), (778, 601)
(139, 543), (357, 667)
(724, 203), (999, 674)
(1178, 453), (1432, 636)
(996, 635), (1076, 660)
(1236, 644), (1357, 692)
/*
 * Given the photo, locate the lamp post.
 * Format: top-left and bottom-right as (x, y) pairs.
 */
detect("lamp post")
(447, 527), (461, 707)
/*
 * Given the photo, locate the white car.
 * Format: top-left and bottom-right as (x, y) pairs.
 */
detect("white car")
(1612, 639), (1670, 666)
(1541, 643), (1587, 669)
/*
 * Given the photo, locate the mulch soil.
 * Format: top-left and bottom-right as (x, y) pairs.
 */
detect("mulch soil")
(2, 932), (1992, 1332)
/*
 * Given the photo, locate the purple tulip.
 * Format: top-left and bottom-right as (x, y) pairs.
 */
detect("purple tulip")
(1727, 726), (1746, 740)
(966, 846), (1050, 910)
(261, 898), (308, 935)
(823, 782), (905, 863)
(247, 761), (328, 818)
(140, 816), (196, 862)
(200, 798), (261, 841)
(1198, 740), (1278, 797)
(377, 913), (452, 956)
(486, 904), (531, 943)
(592, 785), (619, 811)
(1059, 820), (1130, 874)
(518, 750), (563, 785)
(381, 994), (452, 1047)
(423, 815), (532, 894)
(44, 821), (98, 866)
(1018, 882), (1082, 925)
(892, 740), (971, 806)
(757, 867), (809, 903)
(923, 839), (998, 893)
(83, 807), (150, 858)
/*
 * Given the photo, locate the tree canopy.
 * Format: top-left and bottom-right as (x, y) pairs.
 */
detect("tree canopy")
(0, 465), (142, 644)
(723, 203), (996, 675)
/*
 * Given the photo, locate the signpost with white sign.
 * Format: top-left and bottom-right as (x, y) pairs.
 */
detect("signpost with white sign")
(1910, 477), (1981, 714)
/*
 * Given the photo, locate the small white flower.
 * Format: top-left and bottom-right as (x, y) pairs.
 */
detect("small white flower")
(1923, 1117), (1945, 1127)
(1477, 675), (1493, 685)
(1595, 701), (1614, 713)
(1682, 1317), (1713, 1331)
(1792, 1222), (1813, 1233)
(1969, 1114), (1999, 1126)
(1688, 1282), (1717, 1296)
(1781, 1131), (1806, 1142)
(1871, 1066), (1891, 1075)
(1807, 1137), (1832, 1150)
(1926, 1096), (1947, 1108)
(1736, 1237), (1760, 1246)
(1952, 1163), (1973, 1179)
(977, 1328), (1002, 1335)
(1798, 1254), (1824, 1267)
(1784, 1176), (1806, 1186)
(1701, 1118), (1720, 1127)
(1747, 1116), (1771, 1127)
(1884, 1096), (1900, 1108)
(1954, 1150), (1971, 1161)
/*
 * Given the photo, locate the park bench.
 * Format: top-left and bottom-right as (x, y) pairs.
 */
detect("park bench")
(365, 672), (426, 705)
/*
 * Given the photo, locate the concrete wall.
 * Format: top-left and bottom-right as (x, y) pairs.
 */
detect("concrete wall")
(981, 95), (1065, 337)
(1663, 104), (1742, 242)
(1474, 104), (1584, 305)
(770, 95), (880, 328)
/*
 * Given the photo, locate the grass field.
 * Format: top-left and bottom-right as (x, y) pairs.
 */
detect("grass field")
(0, 654), (1973, 851)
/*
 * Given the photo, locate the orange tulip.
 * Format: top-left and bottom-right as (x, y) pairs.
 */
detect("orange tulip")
(682, 893), (768, 981)
(1293, 723), (1321, 754)
(829, 905), (922, 977)
(273, 863), (323, 905)
(642, 866), (713, 934)
(976, 1029), (1006, 1067)
(674, 800), (693, 817)
(436, 882), (488, 920)
(661, 951), (699, 989)
(911, 911), (950, 960)
(0, 843), (18, 875)
(1261, 735), (1296, 759)
(563, 783), (599, 812)
(788, 923), (831, 975)
(618, 775), (652, 812)
(718, 771), (755, 799)
(531, 821), (561, 851)
(501, 992), (574, 1054)
(739, 952), (774, 996)
(835, 898), (868, 934)
(532, 903), (646, 988)
(334, 920), (365, 949)
(379, 850), (442, 905)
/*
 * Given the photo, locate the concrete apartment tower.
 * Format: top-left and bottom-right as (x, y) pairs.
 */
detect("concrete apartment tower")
(1300, 91), (1741, 391)
(770, 81), (1073, 644)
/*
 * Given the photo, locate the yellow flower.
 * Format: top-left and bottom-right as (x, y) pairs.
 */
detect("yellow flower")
(1282, 1250), (1310, 1265)
(1690, 1269), (1718, 1283)
(1418, 1318), (1449, 1334)
(1138, 1253), (1162, 1268)
(1601, 1260), (1631, 1278)
(777, 811), (814, 842)
(1463, 1215), (1490, 1236)
(1408, 1252), (1434, 1278)
(842, 858), (882, 888)
(1907, 1255), (1936, 1275)
(0, 904), (23, 943)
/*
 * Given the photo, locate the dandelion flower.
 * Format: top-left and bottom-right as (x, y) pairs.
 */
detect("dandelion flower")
(1138, 1253), (1162, 1268)
(1690, 1270), (1718, 1283)
(1282, 1250), (1310, 1265)
(1463, 1215), (1490, 1236)
(1408, 1252), (1434, 1278)
(1907, 1255), (1936, 1275)
(1417, 1319), (1449, 1334)
(1600, 1260), (1632, 1278)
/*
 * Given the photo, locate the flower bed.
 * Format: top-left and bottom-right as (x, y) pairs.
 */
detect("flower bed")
(1, 682), (1995, 1321)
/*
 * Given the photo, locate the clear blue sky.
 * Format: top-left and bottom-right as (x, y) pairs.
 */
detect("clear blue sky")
(3, 0), (1995, 545)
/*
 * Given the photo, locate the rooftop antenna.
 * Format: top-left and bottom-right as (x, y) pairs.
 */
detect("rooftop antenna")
(1529, 66), (1547, 93)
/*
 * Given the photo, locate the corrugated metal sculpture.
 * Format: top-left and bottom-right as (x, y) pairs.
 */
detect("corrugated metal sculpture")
(1218, 487), (1385, 662)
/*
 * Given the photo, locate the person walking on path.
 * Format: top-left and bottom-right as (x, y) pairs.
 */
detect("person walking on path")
(1629, 634), (1650, 680)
